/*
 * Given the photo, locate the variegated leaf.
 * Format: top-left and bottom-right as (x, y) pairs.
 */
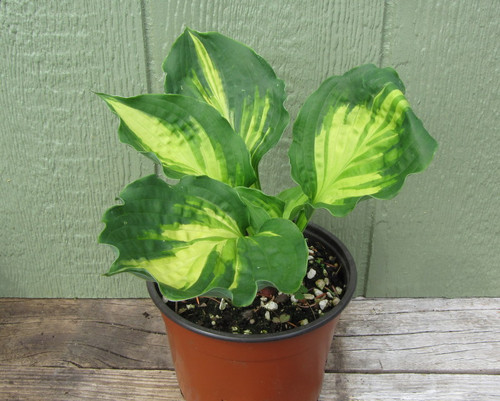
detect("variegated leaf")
(98, 93), (255, 187)
(277, 186), (311, 221)
(99, 175), (308, 306)
(163, 28), (289, 173)
(289, 64), (438, 217)
(235, 187), (285, 231)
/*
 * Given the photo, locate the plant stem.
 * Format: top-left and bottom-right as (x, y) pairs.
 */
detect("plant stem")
(295, 207), (312, 232)
(252, 166), (262, 190)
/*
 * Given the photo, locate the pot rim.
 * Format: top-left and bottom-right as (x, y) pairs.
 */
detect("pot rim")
(147, 222), (357, 343)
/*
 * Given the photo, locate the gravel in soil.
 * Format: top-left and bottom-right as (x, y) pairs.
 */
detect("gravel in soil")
(165, 238), (347, 334)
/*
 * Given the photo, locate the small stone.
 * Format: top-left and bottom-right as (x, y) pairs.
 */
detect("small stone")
(186, 304), (195, 310)
(264, 311), (271, 320)
(335, 287), (343, 295)
(332, 297), (341, 306)
(279, 313), (291, 323)
(313, 288), (324, 297)
(324, 278), (330, 285)
(243, 329), (252, 335)
(315, 279), (326, 290)
(249, 319), (255, 324)
(264, 301), (278, 311)
(290, 294), (298, 303)
(272, 317), (281, 324)
(211, 321), (216, 326)
(299, 319), (309, 326)
(260, 296), (268, 302)
(307, 269), (317, 279)
(319, 299), (329, 310)
(308, 255), (314, 261)
(219, 298), (227, 311)
(303, 293), (315, 300)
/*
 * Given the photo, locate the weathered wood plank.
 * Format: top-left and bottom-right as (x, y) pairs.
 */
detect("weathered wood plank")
(327, 298), (500, 373)
(0, 299), (172, 369)
(320, 372), (500, 401)
(0, 367), (182, 401)
(0, 367), (498, 401)
(1, 298), (498, 374)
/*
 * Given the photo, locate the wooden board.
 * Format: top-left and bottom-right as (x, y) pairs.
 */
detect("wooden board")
(327, 297), (500, 373)
(1, 298), (499, 400)
(1, 367), (498, 401)
(320, 372), (500, 401)
(1, 298), (498, 373)
(0, 299), (171, 369)
(0, 367), (183, 401)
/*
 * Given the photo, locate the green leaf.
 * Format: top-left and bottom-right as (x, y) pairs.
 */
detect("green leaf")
(163, 28), (289, 172)
(289, 64), (438, 216)
(99, 175), (308, 307)
(277, 186), (311, 220)
(97, 93), (256, 187)
(235, 187), (285, 231)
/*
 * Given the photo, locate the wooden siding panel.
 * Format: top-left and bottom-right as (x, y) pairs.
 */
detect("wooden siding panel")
(0, 0), (152, 297)
(367, 0), (500, 296)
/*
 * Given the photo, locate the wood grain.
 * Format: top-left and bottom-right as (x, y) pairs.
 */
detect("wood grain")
(1, 367), (498, 401)
(1, 298), (498, 400)
(0, 299), (172, 369)
(0, 367), (183, 401)
(327, 298), (500, 373)
(320, 373), (500, 401)
(2, 298), (498, 374)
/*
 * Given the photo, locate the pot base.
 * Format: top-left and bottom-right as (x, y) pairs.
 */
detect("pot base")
(163, 311), (339, 401)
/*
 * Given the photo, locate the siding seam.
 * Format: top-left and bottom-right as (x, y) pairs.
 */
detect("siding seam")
(140, 0), (153, 94)
(139, 0), (160, 177)
(378, 0), (391, 67)
(365, 0), (391, 296)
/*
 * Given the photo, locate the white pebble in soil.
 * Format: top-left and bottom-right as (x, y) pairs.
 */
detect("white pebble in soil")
(319, 299), (329, 310)
(307, 269), (317, 279)
(264, 301), (278, 311)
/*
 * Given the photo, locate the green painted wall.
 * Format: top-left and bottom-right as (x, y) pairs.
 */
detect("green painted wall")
(1, 0), (498, 298)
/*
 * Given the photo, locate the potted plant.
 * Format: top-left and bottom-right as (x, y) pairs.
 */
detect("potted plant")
(97, 28), (437, 401)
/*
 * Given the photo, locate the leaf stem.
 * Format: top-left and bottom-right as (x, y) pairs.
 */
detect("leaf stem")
(252, 165), (262, 190)
(295, 206), (314, 231)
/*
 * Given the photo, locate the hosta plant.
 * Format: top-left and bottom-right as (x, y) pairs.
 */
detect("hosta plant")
(98, 29), (437, 307)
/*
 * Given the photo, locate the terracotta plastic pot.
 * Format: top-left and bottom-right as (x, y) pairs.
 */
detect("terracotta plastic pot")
(147, 223), (357, 401)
